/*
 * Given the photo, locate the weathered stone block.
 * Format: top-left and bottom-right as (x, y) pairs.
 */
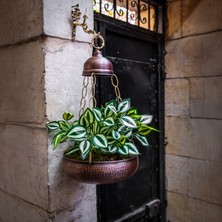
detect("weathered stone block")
(165, 40), (184, 78)
(44, 37), (92, 121)
(50, 183), (97, 222)
(165, 32), (222, 78)
(0, 40), (45, 124)
(0, 124), (49, 209)
(190, 77), (222, 119)
(44, 37), (96, 215)
(167, 192), (222, 222)
(182, 0), (222, 36)
(165, 79), (189, 116)
(166, 0), (182, 39)
(166, 154), (189, 195)
(165, 117), (222, 161)
(0, 191), (48, 222)
(43, 0), (93, 42)
(0, 0), (43, 46)
(189, 158), (222, 205)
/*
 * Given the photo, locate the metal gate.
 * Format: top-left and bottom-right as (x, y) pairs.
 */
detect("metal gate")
(94, 1), (166, 221)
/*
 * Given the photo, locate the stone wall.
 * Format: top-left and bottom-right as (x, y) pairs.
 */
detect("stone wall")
(165, 0), (222, 221)
(0, 0), (96, 221)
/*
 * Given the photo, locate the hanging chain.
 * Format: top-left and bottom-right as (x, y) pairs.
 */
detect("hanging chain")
(79, 76), (89, 117)
(111, 74), (122, 102)
(89, 73), (97, 108)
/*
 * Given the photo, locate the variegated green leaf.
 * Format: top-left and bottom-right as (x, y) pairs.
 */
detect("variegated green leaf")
(131, 114), (142, 120)
(58, 121), (70, 131)
(62, 111), (74, 121)
(79, 140), (91, 159)
(101, 148), (109, 154)
(118, 146), (129, 155)
(126, 107), (138, 116)
(93, 107), (102, 121)
(138, 124), (159, 136)
(93, 119), (100, 134)
(108, 145), (117, 154)
(100, 126), (109, 134)
(138, 124), (152, 136)
(124, 129), (132, 138)
(112, 130), (121, 140)
(119, 135), (126, 145)
(104, 105), (117, 117)
(124, 142), (139, 155)
(118, 98), (130, 113)
(79, 114), (90, 127)
(65, 148), (79, 156)
(140, 115), (153, 124)
(46, 121), (59, 130)
(67, 125), (87, 140)
(135, 134), (149, 146)
(52, 132), (67, 149)
(117, 125), (125, 133)
(103, 117), (114, 126)
(120, 116), (137, 128)
(84, 108), (94, 124)
(105, 99), (117, 109)
(92, 134), (108, 148)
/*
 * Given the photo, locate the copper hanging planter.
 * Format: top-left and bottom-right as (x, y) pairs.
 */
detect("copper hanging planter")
(58, 5), (140, 185)
(62, 156), (139, 184)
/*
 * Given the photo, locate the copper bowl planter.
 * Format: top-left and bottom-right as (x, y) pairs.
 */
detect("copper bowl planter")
(62, 156), (139, 184)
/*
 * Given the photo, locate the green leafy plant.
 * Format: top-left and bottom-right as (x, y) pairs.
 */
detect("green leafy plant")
(46, 98), (158, 161)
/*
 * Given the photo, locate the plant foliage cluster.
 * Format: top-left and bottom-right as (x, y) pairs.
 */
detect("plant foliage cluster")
(47, 98), (158, 160)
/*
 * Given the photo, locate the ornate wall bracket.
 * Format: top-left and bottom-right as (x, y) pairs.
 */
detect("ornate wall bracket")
(71, 4), (104, 50)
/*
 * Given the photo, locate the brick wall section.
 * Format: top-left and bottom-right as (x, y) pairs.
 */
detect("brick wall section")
(0, 0), (96, 221)
(165, 0), (222, 221)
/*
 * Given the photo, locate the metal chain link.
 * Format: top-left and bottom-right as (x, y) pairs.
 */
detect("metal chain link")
(89, 73), (97, 108)
(79, 76), (89, 117)
(111, 74), (122, 102)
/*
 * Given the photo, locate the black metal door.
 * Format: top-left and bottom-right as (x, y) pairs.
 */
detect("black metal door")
(95, 14), (165, 222)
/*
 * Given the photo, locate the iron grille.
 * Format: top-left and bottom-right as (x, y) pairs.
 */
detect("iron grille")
(93, 0), (164, 33)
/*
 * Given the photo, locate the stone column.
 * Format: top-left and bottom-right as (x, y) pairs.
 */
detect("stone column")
(0, 0), (96, 221)
(165, 0), (222, 221)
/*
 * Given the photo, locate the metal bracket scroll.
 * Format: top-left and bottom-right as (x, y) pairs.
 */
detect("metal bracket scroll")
(71, 4), (104, 50)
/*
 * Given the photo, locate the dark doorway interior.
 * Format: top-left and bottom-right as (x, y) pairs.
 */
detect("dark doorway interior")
(95, 12), (165, 222)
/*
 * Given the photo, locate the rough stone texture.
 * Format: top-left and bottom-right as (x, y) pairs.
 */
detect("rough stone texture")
(165, 117), (222, 161)
(167, 192), (222, 222)
(190, 77), (222, 119)
(182, 0), (222, 36)
(165, 32), (222, 78)
(0, 0), (43, 46)
(0, 40), (45, 124)
(189, 158), (222, 206)
(43, 0), (93, 42)
(166, 154), (222, 205)
(44, 37), (97, 220)
(0, 190), (48, 222)
(0, 124), (49, 210)
(166, 0), (181, 39)
(50, 189), (97, 222)
(165, 79), (189, 116)
(44, 37), (92, 120)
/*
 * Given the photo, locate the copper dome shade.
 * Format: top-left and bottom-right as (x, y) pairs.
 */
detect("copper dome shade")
(82, 50), (114, 76)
